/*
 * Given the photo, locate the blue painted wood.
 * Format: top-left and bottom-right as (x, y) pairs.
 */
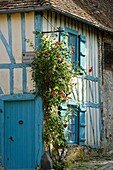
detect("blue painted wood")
(67, 100), (79, 106)
(79, 105), (86, 145)
(89, 107), (95, 145)
(79, 34), (86, 70)
(10, 68), (14, 94)
(7, 169), (34, 170)
(35, 97), (44, 166)
(0, 93), (34, 100)
(65, 27), (78, 35)
(0, 31), (15, 64)
(84, 75), (99, 81)
(7, 15), (12, 57)
(23, 66), (27, 93)
(82, 76), (84, 105)
(0, 63), (31, 69)
(35, 12), (43, 50)
(21, 13), (26, 52)
(0, 87), (3, 94)
(0, 95), (41, 169)
(85, 102), (100, 108)
(59, 27), (66, 42)
(0, 100), (4, 166)
(59, 27), (80, 144)
(7, 14), (15, 64)
(4, 100), (35, 169)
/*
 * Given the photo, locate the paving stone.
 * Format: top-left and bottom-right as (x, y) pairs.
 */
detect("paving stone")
(97, 163), (113, 170)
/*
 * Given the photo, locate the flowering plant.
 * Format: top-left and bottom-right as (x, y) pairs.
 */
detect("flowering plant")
(32, 33), (75, 158)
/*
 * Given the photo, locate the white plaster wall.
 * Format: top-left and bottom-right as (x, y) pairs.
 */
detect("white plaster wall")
(14, 68), (22, 93)
(0, 14), (11, 63)
(25, 12), (35, 51)
(26, 67), (34, 92)
(12, 13), (22, 63)
(0, 12), (35, 95)
(0, 40), (11, 63)
(0, 69), (10, 94)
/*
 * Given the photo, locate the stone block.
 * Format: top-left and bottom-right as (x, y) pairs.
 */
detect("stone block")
(41, 152), (53, 170)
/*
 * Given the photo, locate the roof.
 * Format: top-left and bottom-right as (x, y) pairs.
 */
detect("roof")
(0, 0), (113, 33)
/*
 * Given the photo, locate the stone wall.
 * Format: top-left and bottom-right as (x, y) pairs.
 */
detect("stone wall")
(100, 32), (113, 152)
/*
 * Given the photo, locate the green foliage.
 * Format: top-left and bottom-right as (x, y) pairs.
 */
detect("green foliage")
(32, 32), (77, 169)
(32, 34), (73, 105)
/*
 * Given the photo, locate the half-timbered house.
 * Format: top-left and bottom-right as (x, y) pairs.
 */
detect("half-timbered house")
(0, 0), (113, 169)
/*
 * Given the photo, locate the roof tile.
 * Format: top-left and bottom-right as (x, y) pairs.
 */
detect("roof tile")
(0, 0), (113, 31)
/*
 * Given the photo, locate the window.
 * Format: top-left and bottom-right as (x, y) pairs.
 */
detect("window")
(65, 27), (78, 69)
(60, 104), (79, 144)
(64, 27), (86, 70)
(60, 27), (86, 145)
(67, 105), (79, 144)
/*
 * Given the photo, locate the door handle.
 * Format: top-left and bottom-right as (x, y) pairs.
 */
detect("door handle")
(9, 136), (14, 142)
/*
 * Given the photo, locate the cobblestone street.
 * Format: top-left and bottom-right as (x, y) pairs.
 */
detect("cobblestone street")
(69, 156), (113, 170)
(1, 159), (113, 170)
(71, 161), (113, 170)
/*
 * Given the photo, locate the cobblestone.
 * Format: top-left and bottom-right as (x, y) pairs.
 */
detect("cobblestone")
(1, 156), (113, 170)
(70, 159), (113, 170)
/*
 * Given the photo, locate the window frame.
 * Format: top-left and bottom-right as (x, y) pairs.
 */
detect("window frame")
(65, 27), (79, 69)
(59, 27), (86, 145)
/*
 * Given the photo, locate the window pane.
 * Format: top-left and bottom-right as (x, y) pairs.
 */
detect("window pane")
(69, 133), (75, 142)
(69, 33), (76, 63)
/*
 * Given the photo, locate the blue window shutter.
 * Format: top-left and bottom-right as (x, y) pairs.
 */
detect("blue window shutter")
(59, 27), (69, 46)
(59, 27), (64, 42)
(79, 105), (86, 145)
(79, 34), (86, 70)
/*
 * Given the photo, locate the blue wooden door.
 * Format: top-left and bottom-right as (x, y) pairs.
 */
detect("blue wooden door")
(4, 100), (35, 170)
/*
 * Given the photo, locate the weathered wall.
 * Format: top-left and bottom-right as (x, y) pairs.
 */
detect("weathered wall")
(0, 12), (35, 95)
(0, 10), (101, 147)
(42, 10), (101, 146)
(100, 32), (113, 152)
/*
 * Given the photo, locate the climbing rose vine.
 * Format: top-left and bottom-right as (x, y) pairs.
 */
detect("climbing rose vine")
(32, 33), (75, 153)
